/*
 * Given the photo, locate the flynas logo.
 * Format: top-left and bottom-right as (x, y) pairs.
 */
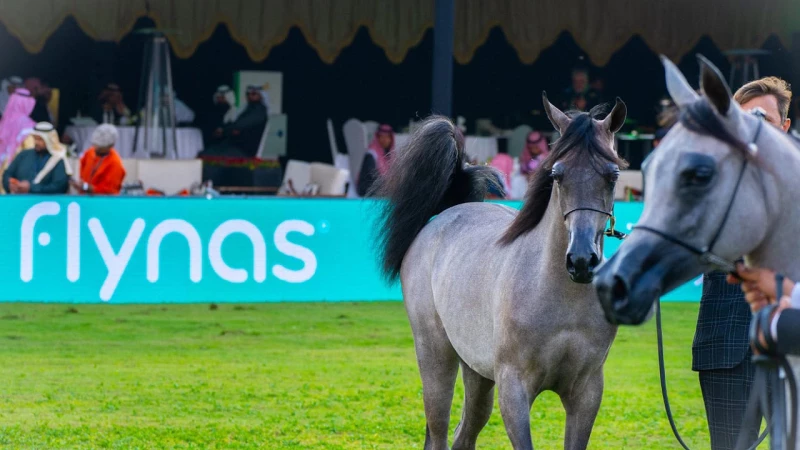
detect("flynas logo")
(21, 202), (317, 301)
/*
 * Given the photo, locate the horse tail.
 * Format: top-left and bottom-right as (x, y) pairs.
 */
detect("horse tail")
(372, 116), (497, 282)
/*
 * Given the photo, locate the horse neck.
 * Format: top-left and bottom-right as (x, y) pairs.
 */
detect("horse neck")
(525, 188), (572, 279)
(747, 131), (800, 280)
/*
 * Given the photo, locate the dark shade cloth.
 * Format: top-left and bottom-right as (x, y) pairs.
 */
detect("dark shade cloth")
(2, 148), (68, 194)
(29, 99), (50, 123)
(693, 271), (753, 371)
(699, 358), (760, 450)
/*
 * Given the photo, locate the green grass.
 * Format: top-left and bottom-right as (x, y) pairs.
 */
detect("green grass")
(0, 302), (763, 449)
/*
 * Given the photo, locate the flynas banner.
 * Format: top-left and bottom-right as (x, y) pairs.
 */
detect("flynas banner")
(0, 197), (700, 303)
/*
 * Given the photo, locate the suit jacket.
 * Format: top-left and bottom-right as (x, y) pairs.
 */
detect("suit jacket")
(692, 271), (753, 371)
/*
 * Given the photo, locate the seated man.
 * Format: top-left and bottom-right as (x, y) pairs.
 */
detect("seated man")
(0, 75), (23, 118)
(209, 85), (268, 157)
(204, 85), (238, 143)
(3, 122), (71, 194)
(71, 124), (125, 195)
(94, 83), (133, 126)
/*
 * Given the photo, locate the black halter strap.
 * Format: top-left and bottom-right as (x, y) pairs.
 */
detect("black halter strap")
(563, 207), (627, 240)
(633, 116), (763, 272)
(563, 207), (611, 219)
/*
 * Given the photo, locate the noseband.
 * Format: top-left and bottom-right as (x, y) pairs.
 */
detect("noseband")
(563, 207), (627, 240)
(632, 108), (764, 273)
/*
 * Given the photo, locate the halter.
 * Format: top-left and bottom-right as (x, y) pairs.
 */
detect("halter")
(631, 111), (764, 273)
(563, 207), (627, 240)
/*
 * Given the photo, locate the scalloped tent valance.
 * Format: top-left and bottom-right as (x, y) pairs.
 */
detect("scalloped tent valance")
(0, 0), (796, 66)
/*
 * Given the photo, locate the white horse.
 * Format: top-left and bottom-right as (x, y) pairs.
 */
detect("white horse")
(595, 55), (800, 447)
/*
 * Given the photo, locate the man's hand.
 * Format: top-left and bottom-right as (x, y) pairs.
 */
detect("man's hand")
(16, 180), (30, 194)
(728, 263), (795, 313)
(70, 180), (92, 193)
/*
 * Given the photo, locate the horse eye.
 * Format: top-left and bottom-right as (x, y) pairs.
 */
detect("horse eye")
(608, 170), (620, 183)
(680, 166), (714, 187)
(551, 163), (564, 181)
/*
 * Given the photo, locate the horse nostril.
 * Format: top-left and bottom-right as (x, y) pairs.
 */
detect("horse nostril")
(589, 252), (599, 269)
(566, 253), (575, 272)
(611, 275), (629, 310)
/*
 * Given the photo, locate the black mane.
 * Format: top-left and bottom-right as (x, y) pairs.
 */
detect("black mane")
(502, 105), (628, 244)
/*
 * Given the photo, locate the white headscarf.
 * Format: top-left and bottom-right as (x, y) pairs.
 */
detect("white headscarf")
(28, 122), (72, 183)
(214, 85), (238, 124)
(234, 85), (270, 121)
(0, 76), (22, 116)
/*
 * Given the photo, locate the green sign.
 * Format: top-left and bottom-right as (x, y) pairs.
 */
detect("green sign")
(0, 197), (699, 303)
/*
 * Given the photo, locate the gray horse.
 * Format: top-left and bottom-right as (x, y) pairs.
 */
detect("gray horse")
(595, 55), (800, 448)
(373, 94), (627, 449)
(595, 55), (800, 325)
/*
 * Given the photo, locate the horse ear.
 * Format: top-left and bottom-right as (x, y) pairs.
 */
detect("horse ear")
(603, 97), (627, 133)
(661, 55), (699, 108)
(698, 54), (733, 116)
(542, 91), (570, 134)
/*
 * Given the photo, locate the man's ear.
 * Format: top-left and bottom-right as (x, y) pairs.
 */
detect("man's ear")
(783, 118), (792, 133)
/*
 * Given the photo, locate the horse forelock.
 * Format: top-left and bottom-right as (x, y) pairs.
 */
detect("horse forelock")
(679, 99), (760, 162)
(501, 109), (627, 244)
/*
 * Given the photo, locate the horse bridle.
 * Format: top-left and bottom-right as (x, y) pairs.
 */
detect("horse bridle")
(563, 207), (628, 240)
(631, 115), (764, 273)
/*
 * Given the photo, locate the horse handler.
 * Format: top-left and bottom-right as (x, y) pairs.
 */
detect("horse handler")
(693, 76), (792, 450)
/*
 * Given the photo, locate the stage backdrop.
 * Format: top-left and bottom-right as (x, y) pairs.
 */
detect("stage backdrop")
(0, 197), (700, 304)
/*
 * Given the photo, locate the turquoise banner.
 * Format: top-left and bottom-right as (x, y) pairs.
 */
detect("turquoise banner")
(0, 197), (700, 303)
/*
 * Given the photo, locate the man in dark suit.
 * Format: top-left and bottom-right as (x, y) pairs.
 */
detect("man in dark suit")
(693, 76), (793, 450)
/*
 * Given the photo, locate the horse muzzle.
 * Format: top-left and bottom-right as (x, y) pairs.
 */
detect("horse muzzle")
(566, 246), (600, 284)
(594, 234), (697, 325)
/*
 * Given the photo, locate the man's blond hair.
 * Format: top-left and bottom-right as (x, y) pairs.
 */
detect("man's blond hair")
(733, 76), (792, 121)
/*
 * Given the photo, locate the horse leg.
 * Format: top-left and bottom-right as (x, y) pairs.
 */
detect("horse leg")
(418, 340), (458, 450)
(561, 370), (604, 450)
(497, 367), (535, 450)
(409, 308), (459, 450)
(452, 361), (495, 450)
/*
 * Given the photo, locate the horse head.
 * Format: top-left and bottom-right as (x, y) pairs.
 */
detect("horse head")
(595, 55), (787, 325)
(503, 93), (627, 283)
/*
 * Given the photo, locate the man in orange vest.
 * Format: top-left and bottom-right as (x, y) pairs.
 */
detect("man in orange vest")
(71, 124), (126, 195)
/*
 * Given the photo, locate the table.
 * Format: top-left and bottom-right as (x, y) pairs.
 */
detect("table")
(65, 125), (204, 160)
(394, 134), (498, 163)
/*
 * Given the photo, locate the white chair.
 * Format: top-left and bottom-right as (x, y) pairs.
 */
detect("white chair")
(121, 159), (139, 184)
(279, 160), (311, 195)
(615, 170), (643, 200)
(510, 157), (528, 200)
(363, 121), (379, 141)
(328, 118), (354, 195)
(310, 163), (349, 196)
(137, 159), (202, 194)
(508, 125), (533, 159)
(343, 118), (368, 197)
(256, 114), (287, 159)
(327, 118), (339, 162)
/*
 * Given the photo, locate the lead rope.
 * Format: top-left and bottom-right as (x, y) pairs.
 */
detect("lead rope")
(613, 219), (768, 449)
(655, 298), (768, 450)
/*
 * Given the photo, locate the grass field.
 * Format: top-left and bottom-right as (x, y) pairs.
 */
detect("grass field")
(0, 301), (765, 449)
